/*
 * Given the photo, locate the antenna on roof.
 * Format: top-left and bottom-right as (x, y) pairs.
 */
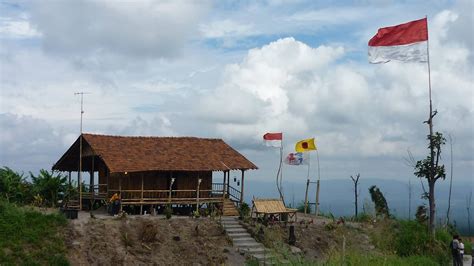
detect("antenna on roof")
(74, 92), (90, 210)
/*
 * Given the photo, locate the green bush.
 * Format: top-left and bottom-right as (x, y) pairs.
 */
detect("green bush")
(0, 200), (68, 265)
(164, 205), (172, 219)
(238, 202), (250, 219)
(393, 220), (449, 265)
(395, 220), (431, 256)
(369, 219), (450, 265)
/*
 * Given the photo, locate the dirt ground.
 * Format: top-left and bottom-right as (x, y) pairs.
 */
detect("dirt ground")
(65, 212), (244, 265)
(243, 213), (375, 262)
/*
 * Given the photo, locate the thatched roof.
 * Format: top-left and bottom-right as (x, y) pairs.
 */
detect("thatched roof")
(53, 133), (258, 173)
(252, 198), (296, 214)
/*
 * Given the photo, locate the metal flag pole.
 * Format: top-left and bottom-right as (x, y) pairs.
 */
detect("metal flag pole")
(424, 16), (437, 230)
(74, 92), (89, 210)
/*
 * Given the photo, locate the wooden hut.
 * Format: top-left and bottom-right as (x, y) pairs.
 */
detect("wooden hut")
(53, 133), (257, 215)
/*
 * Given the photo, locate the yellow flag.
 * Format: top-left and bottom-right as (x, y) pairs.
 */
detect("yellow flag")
(295, 138), (316, 152)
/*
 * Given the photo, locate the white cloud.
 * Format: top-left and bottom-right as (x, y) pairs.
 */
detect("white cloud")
(28, 0), (210, 58)
(0, 1), (472, 182)
(200, 19), (257, 38)
(0, 17), (41, 39)
(0, 113), (66, 171)
(196, 14), (473, 180)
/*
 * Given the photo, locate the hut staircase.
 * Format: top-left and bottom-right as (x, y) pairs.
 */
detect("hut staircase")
(222, 198), (239, 216)
(64, 199), (80, 210)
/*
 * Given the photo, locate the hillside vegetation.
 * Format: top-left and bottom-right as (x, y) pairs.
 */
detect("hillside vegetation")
(0, 200), (68, 265)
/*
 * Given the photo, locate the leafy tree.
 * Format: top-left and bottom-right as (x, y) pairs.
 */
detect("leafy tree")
(369, 185), (389, 217)
(0, 167), (31, 204)
(30, 169), (67, 207)
(413, 132), (446, 234)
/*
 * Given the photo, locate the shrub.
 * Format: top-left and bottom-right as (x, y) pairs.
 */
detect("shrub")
(368, 219), (450, 265)
(164, 205), (172, 219)
(239, 202), (250, 219)
(395, 220), (431, 256)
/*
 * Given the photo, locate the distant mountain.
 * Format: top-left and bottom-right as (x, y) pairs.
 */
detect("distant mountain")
(243, 178), (473, 235)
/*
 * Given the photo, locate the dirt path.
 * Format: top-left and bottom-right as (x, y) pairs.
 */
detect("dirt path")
(65, 212), (244, 265)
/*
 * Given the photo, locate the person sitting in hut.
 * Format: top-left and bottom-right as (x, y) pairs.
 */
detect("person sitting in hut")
(108, 192), (121, 215)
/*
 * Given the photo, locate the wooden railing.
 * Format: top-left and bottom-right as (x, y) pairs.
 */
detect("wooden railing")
(103, 183), (241, 204)
(81, 184), (108, 199)
(228, 185), (241, 202)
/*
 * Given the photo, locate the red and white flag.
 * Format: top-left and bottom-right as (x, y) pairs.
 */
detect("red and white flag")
(263, 132), (282, 147)
(368, 18), (428, 64)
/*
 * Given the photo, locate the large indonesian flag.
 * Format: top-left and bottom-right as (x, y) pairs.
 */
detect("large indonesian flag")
(263, 132), (282, 147)
(368, 18), (428, 63)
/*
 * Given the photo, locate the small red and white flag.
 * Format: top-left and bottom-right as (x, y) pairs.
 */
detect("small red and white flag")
(263, 132), (282, 147)
(368, 18), (428, 64)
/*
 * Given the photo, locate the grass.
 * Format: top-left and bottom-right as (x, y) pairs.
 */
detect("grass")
(367, 219), (451, 265)
(323, 251), (439, 266)
(0, 200), (69, 265)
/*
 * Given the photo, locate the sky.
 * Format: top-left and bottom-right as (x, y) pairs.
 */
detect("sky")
(0, 0), (473, 189)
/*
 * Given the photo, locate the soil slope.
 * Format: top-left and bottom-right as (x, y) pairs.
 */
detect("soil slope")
(65, 213), (239, 265)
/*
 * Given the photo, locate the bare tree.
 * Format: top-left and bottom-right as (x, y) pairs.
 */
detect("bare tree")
(350, 173), (360, 217)
(467, 191), (472, 236)
(408, 180), (413, 220)
(446, 134), (454, 225)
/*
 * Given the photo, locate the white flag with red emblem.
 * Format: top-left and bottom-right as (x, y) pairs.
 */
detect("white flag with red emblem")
(368, 18), (428, 64)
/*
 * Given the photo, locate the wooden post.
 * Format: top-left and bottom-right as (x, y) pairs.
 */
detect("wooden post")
(68, 171), (71, 186)
(196, 178), (202, 212)
(315, 179), (320, 215)
(240, 170), (245, 204)
(169, 175), (175, 203)
(304, 179), (309, 214)
(222, 171), (226, 200)
(90, 156), (95, 201)
(106, 172), (109, 198)
(226, 171), (230, 198)
(119, 175), (122, 212)
(140, 173), (144, 215)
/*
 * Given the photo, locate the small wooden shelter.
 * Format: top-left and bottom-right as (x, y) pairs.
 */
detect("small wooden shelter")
(252, 198), (297, 223)
(53, 133), (257, 214)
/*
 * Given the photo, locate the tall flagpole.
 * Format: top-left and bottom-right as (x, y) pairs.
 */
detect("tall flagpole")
(74, 92), (89, 210)
(425, 16), (437, 232)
